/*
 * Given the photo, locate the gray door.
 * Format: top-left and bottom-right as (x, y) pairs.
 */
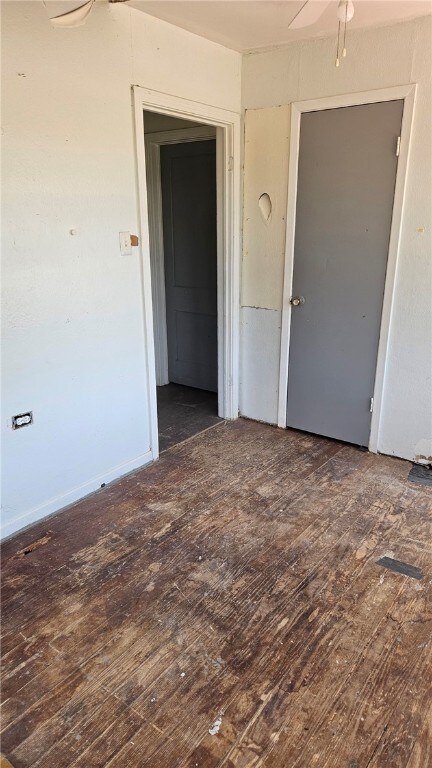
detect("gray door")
(287, 100), (403, 446)
(161, 140), (217, 392)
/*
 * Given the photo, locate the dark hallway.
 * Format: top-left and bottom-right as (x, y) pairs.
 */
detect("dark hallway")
(156, 383), (222, 452)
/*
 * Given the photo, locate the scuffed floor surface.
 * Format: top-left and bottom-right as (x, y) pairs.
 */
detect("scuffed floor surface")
(157, 383), (221, 453)
(1, 419), (431, 767)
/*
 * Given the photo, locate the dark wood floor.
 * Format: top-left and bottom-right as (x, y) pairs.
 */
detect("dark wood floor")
(1, 419), (431, 767)
(157, 383), (221, 452)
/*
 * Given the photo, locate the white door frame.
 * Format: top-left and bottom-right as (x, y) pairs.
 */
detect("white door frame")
(133, 86), (241, 461)
(144, 126), (217, 388)
(277, 84), (417, 453)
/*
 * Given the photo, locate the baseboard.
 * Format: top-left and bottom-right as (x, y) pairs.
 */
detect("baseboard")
(0, 449), (154, 541)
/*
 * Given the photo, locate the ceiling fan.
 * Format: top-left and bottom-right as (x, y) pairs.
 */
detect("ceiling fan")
(45, 0), (355, 31)
(289, 0), (354, 29)
(289, 0), (355, 66)
(288, 0), (333, 29)
(43, 0), (128, 28)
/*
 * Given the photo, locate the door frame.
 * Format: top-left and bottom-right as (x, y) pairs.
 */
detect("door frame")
(277, 84), (417, 453)
(133, 86), (241, 461)
(144, 126), (217, 388)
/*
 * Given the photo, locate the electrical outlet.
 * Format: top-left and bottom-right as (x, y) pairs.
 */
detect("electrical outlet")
(119, 231), (132, 256)
(12, 411), (33, 429)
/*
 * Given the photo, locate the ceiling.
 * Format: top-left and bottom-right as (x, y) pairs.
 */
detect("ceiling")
(129, 0), (431, 52)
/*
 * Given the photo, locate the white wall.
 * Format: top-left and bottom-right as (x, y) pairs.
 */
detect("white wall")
(1, 1), (241, 538)
(241, 16), (432, 462)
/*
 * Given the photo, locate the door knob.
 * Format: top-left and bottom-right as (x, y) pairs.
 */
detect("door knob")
(290, 295), (305, 306)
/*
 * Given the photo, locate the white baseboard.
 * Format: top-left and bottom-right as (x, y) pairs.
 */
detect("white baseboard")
(0, 449), (154, 541)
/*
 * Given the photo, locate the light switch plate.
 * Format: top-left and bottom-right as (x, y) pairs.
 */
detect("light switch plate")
(119, 231), (132, 256)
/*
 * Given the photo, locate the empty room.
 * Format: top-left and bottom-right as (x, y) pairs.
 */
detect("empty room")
(1, 1), (431, 766)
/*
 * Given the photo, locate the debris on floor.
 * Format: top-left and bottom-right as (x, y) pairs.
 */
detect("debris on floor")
(408, 463), (432, 486)
(376, 556), (424, 580)
(209, 715), (223, 736)
(15, 533), (52, 558)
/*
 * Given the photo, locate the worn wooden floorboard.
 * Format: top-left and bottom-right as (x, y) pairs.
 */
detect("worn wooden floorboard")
(1, 419), (431, 767)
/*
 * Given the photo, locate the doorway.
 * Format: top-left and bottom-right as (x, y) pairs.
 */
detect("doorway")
(277, 86), (416, 450)
(144, 113), (222, 451)
(133, 86), (240, 462)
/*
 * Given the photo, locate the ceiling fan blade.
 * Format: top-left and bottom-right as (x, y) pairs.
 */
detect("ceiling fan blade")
(289, 0), (333, 29)
(43, 0), (95, 27)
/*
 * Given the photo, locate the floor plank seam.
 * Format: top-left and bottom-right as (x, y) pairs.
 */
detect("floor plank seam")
(364, 722), (390, 767)
(159, 419), (226, 455)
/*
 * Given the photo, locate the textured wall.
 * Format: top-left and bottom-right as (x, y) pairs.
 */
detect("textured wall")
(240, 106), (289, 423)
(241, 16), (432, 461)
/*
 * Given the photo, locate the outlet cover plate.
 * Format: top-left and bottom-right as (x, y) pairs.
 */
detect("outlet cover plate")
(12, 412), (33, 429)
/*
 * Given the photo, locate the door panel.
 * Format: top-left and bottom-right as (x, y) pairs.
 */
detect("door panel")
(175, 311), (218, 383)
(161, 140), (217, 392)
(287, 100), (404, 446)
